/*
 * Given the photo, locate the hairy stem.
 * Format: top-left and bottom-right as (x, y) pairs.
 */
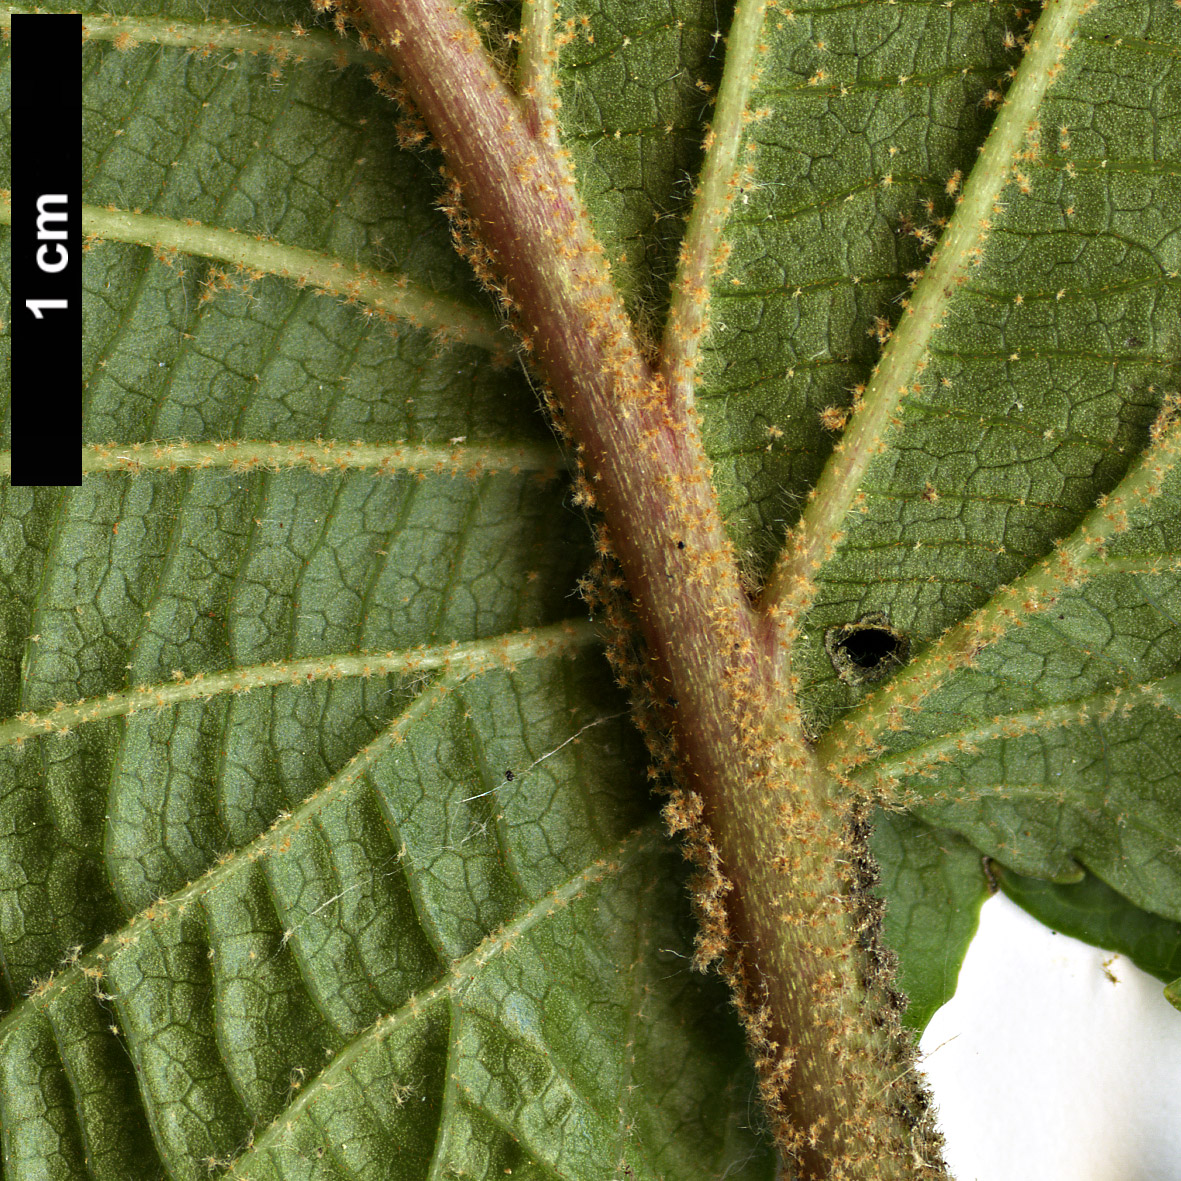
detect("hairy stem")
(355, 0), (944, 1174)
(356, 0), (763, 768)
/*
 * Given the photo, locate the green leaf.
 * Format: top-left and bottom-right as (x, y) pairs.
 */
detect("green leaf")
(555, 0), (724, 323)
(0, 4), (772, 1177)
(993, 861), (1181, 998)
(696, 0), (1027, 575)
(794, 0), (1181, 988)
(832, 458), (1181, 925)
(869, 811), (989, 1033)
(1, 0), (1180, 1173)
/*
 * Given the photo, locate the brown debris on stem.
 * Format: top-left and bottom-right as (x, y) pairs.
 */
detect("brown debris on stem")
(345, 0), (951, 1174)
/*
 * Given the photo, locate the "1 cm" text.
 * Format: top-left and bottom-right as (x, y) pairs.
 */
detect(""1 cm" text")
(25, 193), (70, 319)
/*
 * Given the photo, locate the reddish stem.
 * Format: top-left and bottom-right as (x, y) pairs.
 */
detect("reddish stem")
(357, 2), (944, 1176)
(366, 0), (763, 769)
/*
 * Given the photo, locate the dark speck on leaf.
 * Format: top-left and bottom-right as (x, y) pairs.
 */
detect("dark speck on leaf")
(504, 769), (514, 781)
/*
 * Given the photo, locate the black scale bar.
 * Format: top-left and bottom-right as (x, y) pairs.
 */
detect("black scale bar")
(10, 13), (83, 487)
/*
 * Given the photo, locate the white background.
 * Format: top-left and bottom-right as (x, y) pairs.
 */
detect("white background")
(920, 893), (1181, 1181)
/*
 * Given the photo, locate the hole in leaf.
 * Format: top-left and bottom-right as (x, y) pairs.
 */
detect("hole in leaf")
(839, 628), (900, 671)
(825, 614), (909, 684)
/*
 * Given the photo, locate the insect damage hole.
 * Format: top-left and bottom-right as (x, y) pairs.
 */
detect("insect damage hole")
(825, 613), (909, 684)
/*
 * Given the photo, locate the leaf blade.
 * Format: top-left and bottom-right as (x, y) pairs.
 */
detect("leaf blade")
(992, 861), (1181, 991)
(0, 7), (778, 1175)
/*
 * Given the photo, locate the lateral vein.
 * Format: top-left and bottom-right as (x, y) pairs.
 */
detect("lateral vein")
(0, 4), (382, 68)
(235, 824), (660, 1172)
(2, 195), (507, 355)
(848, 674), (1181, 801)
(0, 623), (607, 1044)
(516, 0), (559, 145)
(661, 0), (769, 404)
(0, 680), (453, 1040)
(0, 619), (599, 748)
(762, 0), (1094, 626)
(817, 413), (1181, 774)
(0, 438), (562, 483)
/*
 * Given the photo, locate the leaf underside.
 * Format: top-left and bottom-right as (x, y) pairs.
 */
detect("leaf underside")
(0, 0), (1178, 1176)
(993, 861), (1181, 995)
